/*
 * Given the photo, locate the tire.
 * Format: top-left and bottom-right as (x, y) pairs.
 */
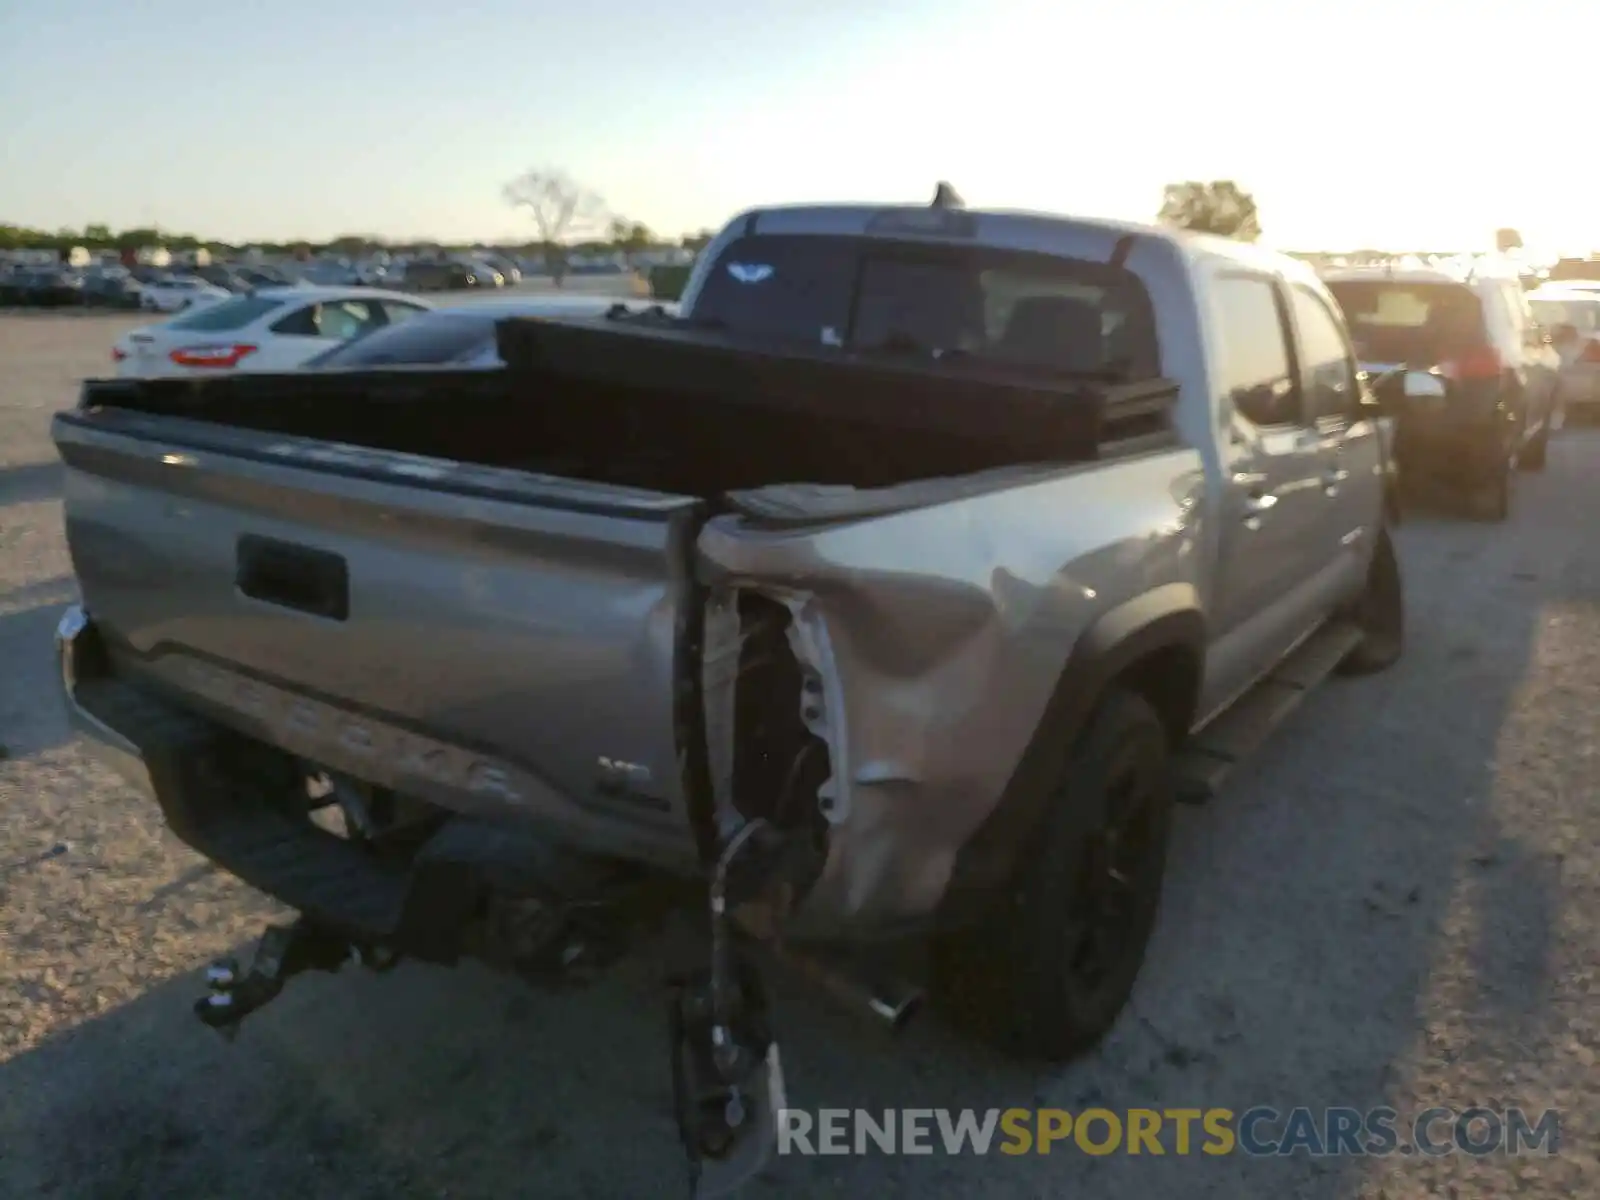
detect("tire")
(1337, 526), (1405, 675)
(934, 688), (1173, 1061)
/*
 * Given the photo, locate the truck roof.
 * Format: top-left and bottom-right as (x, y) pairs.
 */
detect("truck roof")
(1319, 260), (1524, 288)
(722, 202), (1322, 287)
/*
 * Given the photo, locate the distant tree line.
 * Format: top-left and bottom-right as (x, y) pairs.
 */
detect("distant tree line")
(3, 177), (1274, 257)
(0, 220), (717, 258)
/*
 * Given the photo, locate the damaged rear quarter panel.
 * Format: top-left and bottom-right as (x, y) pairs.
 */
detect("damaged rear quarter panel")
(696, 451), (1206, 938)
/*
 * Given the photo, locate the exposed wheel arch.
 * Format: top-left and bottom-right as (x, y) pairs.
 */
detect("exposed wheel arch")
(939, 583), (1204, 926)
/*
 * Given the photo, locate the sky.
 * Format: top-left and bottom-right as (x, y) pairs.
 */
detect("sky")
(1, 0), (1594, 253)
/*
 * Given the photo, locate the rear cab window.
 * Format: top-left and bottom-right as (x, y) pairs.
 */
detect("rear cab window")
(1532, 297), (1600, 334)
(687, 234), (1159, 379)
(1322, 279), (1487, 366)
(166, 295), (285, 332)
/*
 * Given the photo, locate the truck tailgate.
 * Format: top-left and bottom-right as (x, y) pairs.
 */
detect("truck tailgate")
(53, 407), (705, 872)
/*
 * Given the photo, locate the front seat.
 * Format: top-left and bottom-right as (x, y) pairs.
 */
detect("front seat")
(998, 295), (1106, 374)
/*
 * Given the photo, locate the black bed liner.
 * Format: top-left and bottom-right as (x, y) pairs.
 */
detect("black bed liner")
(77, 314), (1179, 491)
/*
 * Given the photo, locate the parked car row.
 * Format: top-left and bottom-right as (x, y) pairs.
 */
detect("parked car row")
(3, 244), (666, 309)
(262, 254), (529, 292)
(105, 285), (675, 379)
(0, 264), (240, 312)
(0, 268), (87, 307)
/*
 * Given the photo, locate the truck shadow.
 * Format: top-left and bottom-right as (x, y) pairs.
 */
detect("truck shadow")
(0, 460), (64, 507)
(1, 439), (1594, 1199)
(0, 579), (77, 760)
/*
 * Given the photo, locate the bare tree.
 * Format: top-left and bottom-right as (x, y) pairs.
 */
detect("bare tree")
(502, 168), (606, 285)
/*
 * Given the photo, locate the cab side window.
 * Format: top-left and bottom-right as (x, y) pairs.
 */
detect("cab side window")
(1289, 286), (1358, 422)
(1212, 275), (1300, 427)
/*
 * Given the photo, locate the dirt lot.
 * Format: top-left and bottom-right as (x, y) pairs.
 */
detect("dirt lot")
(1, 312), (1596, 1199)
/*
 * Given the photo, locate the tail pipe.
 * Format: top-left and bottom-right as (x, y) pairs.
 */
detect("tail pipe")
(775, 944), (924, 1031)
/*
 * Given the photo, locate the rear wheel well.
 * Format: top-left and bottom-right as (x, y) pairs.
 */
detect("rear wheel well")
(1108, 643), (1201, 749)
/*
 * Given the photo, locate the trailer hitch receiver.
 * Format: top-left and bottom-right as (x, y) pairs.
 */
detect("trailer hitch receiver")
(195, 916), (397, 1039)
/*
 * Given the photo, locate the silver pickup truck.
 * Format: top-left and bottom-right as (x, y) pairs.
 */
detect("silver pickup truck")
(53, 190), (1407, 1194)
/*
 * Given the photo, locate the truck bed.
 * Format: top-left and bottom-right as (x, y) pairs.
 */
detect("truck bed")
(76, 312), (1176, 496)
(54, 313), (1181, 881)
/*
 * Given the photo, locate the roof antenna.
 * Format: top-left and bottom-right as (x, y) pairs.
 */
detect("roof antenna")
(931, 181), (964, 209)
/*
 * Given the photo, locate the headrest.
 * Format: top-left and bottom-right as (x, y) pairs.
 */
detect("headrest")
(998, 295), (1105, 372)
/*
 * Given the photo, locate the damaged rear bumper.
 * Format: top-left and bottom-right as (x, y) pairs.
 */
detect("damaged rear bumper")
(59, 602), (809, 1196)
(56, 604), (523, 959)
(56, 605), (157, 802)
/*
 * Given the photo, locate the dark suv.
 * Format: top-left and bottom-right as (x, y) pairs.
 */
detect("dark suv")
(1323, 266), (1561, 520)
(401, 261), (485, 292)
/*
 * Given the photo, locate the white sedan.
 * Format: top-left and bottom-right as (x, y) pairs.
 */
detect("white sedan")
(138, 276), (232, 313)
(112, 286), (432, 378)
(303, 294), (677, 369)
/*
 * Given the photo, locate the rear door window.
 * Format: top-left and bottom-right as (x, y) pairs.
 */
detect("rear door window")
(1323, 280), (1486, 365)
(269, 304), (321, 336)
(1211, 275), (1300, 427)
(1289, 286), (1358, 421)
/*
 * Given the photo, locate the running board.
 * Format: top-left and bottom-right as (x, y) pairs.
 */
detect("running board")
(1174, 620), (1362, 804)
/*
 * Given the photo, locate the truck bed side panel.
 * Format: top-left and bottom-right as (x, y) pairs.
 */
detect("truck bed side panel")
(698, 445), (1206, 934)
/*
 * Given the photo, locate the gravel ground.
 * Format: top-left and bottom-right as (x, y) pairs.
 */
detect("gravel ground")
(1, 313), (1596, 1199)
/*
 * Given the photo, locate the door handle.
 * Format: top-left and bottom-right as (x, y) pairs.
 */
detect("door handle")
(236, 535), (349, 620)
(1323, 467), (1350, 495)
